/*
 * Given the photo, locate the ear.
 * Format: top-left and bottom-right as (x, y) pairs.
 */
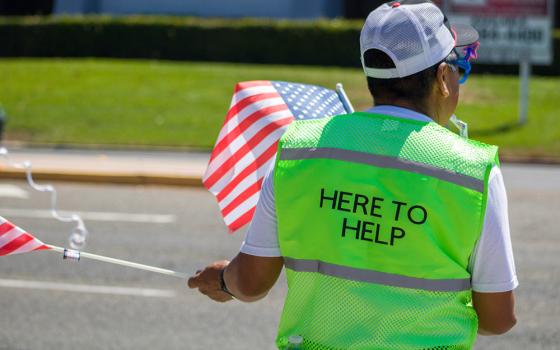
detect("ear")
(436, 62), (451, 98)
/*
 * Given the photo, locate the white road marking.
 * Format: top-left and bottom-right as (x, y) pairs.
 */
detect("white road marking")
(0, 278), (176, 298)
(0, 208), (176, 224)
(0, 185), (29, 199)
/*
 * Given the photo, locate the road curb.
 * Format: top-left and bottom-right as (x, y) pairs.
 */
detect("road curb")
(1, 156), (558, 188)
(0, 169), (203, 187)
(499, 154), (560, 166)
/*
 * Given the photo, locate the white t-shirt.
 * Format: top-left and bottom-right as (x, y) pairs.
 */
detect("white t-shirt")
(240, 106), (518, 293)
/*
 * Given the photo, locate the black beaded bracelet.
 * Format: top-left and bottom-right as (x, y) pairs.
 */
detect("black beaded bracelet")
(219, 268), (235, 297)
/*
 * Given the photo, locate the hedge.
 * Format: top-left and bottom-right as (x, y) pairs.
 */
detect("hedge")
(0, 16), (558, 75)
(0, 16), (363, 66)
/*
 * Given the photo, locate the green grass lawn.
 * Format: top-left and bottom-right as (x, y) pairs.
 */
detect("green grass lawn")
(1, 58), (559, 158)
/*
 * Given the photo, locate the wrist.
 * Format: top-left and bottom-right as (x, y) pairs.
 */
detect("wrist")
(219, 267), (235, 298)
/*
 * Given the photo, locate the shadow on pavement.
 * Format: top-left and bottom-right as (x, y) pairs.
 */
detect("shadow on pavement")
(470, 121), (523, 137)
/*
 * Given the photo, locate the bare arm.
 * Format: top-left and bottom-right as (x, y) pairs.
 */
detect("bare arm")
(473, 290), (517, 335)
(187, 253), (284, 303)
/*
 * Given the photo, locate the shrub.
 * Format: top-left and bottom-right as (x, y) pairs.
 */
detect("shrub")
(0, 16), (557, 75)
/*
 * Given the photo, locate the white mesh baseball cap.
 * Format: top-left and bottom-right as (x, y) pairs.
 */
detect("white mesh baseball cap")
(360, 0), (479, 79)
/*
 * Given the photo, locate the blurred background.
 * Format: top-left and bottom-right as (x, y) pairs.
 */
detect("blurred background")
(0, 0), (558, 157)
(0, 1), (559, 349)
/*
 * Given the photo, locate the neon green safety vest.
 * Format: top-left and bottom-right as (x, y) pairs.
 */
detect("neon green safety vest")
(274, 112), (499, 350)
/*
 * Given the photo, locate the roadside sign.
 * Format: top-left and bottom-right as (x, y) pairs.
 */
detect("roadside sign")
(437, 0), (554, 64)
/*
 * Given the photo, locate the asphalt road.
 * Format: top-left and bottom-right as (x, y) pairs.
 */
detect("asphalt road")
(0, 163), (559, 350)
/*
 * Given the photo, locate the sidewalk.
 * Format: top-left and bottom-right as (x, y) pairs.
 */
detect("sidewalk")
(0, 147), (210, 186)
(1, 146), (559, 187)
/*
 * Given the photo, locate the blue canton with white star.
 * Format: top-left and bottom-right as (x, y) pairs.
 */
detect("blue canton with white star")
(272, 81), (347, 120)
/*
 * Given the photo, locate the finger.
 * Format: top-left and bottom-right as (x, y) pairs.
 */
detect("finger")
(213, 295), (233, 303)
(187, 276), (199, 288)
(199, 286), (211, 295)
(207, 291), (234, 303)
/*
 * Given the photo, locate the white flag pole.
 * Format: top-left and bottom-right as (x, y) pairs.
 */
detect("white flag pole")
(518, 50), (531, 125)
(335, 83), (355, 114)
(46, 245), (189, 279)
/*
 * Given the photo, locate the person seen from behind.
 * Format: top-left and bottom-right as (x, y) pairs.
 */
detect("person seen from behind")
(188, 1), (518, 348)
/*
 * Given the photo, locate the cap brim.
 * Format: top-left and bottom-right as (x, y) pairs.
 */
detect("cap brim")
(451, 23), (479, 47)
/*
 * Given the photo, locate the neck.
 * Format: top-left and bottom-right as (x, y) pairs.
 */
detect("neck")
(374, 99), (438, 123)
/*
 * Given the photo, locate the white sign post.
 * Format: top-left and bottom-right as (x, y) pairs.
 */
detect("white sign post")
(439, 0), (554, 125)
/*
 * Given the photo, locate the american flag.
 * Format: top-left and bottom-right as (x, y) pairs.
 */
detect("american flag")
(0, 216), (50, 256)
(203, 81), (348, 232)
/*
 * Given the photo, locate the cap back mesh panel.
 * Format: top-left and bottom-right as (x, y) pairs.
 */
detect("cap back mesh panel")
(360, 3), (455, 77)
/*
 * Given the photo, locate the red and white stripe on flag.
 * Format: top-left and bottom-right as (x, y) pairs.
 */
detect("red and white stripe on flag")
(203, 81), (294, 232)
(0, 216), (50, 256)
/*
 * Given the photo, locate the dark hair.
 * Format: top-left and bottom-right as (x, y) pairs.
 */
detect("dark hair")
(364, 49), (440, 110)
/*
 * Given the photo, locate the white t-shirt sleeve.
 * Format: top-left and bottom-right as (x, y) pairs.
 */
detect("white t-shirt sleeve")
(239, 165), (281, 257)
(469, 166), (519, 293)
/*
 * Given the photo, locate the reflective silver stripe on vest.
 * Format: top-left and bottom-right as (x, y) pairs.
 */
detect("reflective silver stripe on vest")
(284, 258), (471, 292)
(280, 147), (484, 193)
